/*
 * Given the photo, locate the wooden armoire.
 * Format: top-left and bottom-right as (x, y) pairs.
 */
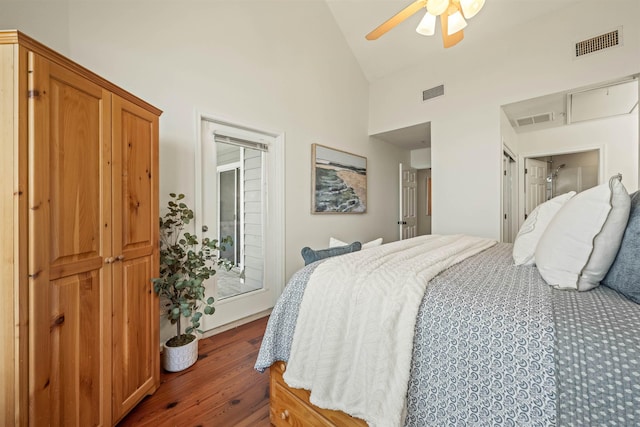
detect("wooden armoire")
(0, 30), (161, 426)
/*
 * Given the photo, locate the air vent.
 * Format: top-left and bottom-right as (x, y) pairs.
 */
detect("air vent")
(422, 84), (444, 102)
(575, 28), (621, 57)
(515, 112), (554, 127)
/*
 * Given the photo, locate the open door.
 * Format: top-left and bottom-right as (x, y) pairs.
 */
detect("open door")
(524, 158), (547, 219)
(502, 151), (516, 243)
(399, 163), (417, 240)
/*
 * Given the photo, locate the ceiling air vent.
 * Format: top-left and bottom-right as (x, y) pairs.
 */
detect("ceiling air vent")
(422, 84), (444, 102)
(515, 112), (554, 127)
(575, 28), (621, 58)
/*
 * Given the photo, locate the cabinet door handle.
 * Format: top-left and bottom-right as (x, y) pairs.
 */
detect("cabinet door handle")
(104, 257), (114, 264)
(280, 409), (289, 420)
(115, 254), (125, 261)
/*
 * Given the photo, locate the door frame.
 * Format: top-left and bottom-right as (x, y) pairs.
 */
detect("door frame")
(501, 147), (517, 243)
(518, 145), (604, 230)
(195, 112), (285, 332)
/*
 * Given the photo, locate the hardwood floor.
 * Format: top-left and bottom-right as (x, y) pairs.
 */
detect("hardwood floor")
(118, 316), (271, 427)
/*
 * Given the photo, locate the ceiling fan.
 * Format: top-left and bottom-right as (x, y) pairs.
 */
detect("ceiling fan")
(366, 0), (486, 48)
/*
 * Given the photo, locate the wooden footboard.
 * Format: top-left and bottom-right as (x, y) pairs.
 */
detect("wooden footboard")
(269, 362), (367, 426)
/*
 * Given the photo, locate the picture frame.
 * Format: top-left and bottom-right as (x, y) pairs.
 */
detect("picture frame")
(311, 144), (367, 214)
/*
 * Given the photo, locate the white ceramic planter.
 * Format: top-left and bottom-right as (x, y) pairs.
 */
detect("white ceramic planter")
(162, 336), (198, 372)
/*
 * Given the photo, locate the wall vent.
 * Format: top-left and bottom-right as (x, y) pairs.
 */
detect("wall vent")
(422, 84), (444, 102)
(575, 28), (621, 57)
(514, 112), (554, 127)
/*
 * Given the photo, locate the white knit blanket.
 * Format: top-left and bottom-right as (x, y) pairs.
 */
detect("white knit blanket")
(282, 234), (496, 427)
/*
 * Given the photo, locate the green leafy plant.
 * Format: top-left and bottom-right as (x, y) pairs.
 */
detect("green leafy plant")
(153, 193), (232, 347)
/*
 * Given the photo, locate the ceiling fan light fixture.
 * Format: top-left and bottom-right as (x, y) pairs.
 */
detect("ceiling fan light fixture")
(459, 0), (485, 19)
(447, 10), (467, 35)
(416, 11), (436, 36)
(426, 0), (450, 16)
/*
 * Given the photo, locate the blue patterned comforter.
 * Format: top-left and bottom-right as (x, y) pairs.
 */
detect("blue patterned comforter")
(255, 243), (640, 426)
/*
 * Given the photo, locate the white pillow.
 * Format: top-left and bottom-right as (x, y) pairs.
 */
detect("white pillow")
(535, 175), (630, 291)
(512, 191), (576, 266)
(329, 237), (383, 250)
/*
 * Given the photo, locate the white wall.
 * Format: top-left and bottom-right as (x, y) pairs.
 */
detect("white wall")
(369, 1), (640, 239)
(0, 1), (409, 283)
(411, 147), (432, 169)
(500, 109), (519, 156)
(0, 1), (70, 54)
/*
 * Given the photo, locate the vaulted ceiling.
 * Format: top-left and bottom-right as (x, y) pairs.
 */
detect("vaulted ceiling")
(326, 0), (583, 82)
(325, 0), (632, 148)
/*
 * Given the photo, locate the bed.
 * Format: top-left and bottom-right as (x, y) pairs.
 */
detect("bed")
(255, 185), (640, 427)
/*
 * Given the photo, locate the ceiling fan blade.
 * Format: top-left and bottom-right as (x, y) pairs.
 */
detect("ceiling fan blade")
(366, 0), (427, 40)
(440, 13), (464, 48)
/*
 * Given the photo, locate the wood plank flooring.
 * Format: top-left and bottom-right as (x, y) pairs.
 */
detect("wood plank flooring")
(117, 316), (271, 427)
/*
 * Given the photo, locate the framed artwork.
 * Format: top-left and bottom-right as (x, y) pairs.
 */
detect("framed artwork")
(311, 144), (367, 214)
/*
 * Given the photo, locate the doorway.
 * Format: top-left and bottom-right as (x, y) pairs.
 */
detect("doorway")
(502, 150), (516, 243)
(521, 148), (601, 223)
(214, 141), (267, 301)
(399, 163), (431, 239)
(197, 115), (284, 331)
(417, 168), (432, 235)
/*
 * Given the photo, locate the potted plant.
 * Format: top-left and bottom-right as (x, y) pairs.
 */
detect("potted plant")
(153, 193), (232, 372)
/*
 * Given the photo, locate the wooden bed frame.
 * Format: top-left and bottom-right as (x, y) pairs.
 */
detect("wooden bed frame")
(269, 361), (367, 426)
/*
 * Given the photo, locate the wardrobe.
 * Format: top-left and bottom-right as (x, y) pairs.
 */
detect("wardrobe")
(0, 30), (161, 426)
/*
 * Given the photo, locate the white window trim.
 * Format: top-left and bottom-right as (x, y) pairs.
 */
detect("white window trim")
(195, 111), (285, 331)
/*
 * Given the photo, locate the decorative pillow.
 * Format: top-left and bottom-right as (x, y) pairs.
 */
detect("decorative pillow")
(535, 175), (630, 291)
(512, 191), (576, 266)
(329, 237), (383, 250)
(602, 191), (640, 303)
(301, 242), (362, 266)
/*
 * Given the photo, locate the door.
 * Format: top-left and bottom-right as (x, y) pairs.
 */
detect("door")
(399, 163), (417, 240)
(218, 165), (241, 267)
(502, 152), (516, 242)
(111, 95), (160, 422)
(28, 53), (112, 427)
(524, 158), (548, 218)
(199, 119), (283, 331)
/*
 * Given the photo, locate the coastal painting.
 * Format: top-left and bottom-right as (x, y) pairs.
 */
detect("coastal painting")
(312, 144), (367, 214)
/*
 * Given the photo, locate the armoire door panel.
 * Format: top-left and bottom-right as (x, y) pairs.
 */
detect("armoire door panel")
(28, 52), (113, 426)
(113, 98), (157, 253)
(111, 94), (159, 423)
(49, 271), (109, 427)
(112, 257), (156, 420)
(47, 67), (104, 266)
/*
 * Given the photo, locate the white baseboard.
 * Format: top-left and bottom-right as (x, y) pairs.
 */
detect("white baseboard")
(159, 309), (272, 353)
(200, 309), (272, 339)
